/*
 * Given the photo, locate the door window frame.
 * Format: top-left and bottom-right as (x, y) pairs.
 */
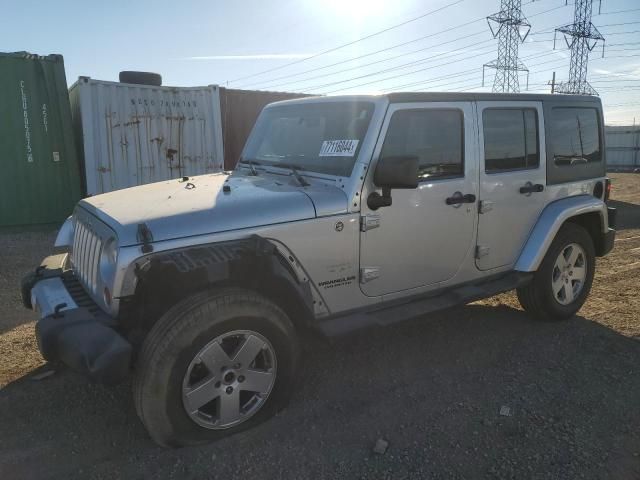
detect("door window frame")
(379, 107), (466, 183)
(476, 101), (546, 179)
(370, 102), (474, 188)
(482, 106), (541, 175)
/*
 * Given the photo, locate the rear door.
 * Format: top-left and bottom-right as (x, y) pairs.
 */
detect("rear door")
(476, 101), (547, 271)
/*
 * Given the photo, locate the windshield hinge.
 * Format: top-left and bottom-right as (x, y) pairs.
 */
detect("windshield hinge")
(137, 223), (154, 254)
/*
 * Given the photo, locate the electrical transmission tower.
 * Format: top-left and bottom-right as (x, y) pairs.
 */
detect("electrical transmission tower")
(554, 0), (605, 95)
(483, 0), (531, 93)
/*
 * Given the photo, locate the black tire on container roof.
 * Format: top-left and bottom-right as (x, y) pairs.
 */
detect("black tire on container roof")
(119, 71), (162, 86)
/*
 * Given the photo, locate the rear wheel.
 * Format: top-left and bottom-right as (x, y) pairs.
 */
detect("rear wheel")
(133, 288), (299, 447)
(517, 223), (595, 321)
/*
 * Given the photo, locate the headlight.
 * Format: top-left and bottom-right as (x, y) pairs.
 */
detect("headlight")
(99, 237), (118, 285)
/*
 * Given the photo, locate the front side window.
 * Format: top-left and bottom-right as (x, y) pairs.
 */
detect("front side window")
(483, 108), (539, 173)
(551, 107), (601, 166)
(380, 109), (464, 180)
(241, 101), (375, 177)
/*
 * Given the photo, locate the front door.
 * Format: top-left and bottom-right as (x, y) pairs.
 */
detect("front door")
(359, 102), (478, 298)
(476, 101), (547, 271)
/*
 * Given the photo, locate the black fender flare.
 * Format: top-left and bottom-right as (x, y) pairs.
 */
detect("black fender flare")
(123, 235), (319, 330)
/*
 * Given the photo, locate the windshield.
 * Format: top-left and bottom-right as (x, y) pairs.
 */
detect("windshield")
(241, 101), (375, 177)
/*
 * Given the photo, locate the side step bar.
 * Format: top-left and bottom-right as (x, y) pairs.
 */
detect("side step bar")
(317, 272), (533, 337)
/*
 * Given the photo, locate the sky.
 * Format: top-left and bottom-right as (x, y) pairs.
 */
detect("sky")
(2, 0), (640, 124)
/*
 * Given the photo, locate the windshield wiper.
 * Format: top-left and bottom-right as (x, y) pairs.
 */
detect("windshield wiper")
(239, 158), (261, 176)
(276, 163), (310, 187)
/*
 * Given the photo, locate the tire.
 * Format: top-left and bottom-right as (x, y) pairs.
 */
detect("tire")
(119, 71), (162, 86)
(133, 288), (299, 447)
(517, 223), (595, 321)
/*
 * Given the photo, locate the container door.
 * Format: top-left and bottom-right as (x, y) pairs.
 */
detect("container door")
(78, 82), (224, 195)
(359, 102), (478, 297)
(0, 53), (81, 227)
(476, 101), (547, 271)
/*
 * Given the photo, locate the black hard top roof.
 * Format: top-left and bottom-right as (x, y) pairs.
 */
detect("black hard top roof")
(385, 91), (602, 104)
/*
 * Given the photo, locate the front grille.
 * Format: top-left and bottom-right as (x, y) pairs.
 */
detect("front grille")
(62, 271), (103, 316)
(71, 217), (103, 297)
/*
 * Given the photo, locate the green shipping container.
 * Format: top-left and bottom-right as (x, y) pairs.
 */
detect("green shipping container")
(0, 52), (81, 227)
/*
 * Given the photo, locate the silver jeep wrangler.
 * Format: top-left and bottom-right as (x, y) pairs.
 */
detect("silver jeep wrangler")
(23, 92), (616, 446)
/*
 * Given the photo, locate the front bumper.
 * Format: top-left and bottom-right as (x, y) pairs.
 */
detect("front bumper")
(22, 254), (132, 384)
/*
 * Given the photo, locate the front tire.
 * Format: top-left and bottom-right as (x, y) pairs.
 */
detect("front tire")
(517, 223), (595, 321)
(133, 288), (299, 447)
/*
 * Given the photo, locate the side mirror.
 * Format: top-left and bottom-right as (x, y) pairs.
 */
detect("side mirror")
(368, 155), (419, 210)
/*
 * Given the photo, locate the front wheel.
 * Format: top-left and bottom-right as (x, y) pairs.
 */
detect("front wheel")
(133, 288), (299, 447)
(517, 223), (595, 321)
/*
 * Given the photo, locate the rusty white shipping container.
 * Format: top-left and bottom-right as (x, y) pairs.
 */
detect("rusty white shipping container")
(69, 77), (224, 195)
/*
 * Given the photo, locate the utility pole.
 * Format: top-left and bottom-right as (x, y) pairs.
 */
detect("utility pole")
(483, 0), (531, 93)
(554, 0), (605, 95)
(549, 71), (556, 94)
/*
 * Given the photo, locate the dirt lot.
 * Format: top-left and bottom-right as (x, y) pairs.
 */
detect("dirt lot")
(1, 174), (639, 480)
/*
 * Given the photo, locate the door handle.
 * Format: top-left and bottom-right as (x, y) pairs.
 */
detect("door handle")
(446, 192), (476, 205)
(519, 183), (544, 195)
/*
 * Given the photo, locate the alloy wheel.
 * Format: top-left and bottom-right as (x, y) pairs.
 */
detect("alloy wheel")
(182, 330), (277, 429)
(551, 243), (587, 306)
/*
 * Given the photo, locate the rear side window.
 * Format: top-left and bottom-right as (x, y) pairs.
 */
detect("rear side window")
(380, 109), (464, 180)
(483, 108), (539, 173)
(551, 107), (601, 166)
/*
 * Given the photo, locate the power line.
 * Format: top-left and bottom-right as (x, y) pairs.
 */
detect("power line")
(289, 16), (581, 94)
(235, 1), (637, 97)
(309, 45), (500, 93)
(239, 17), (488, 89)
(586, 78), (640, 83)
(594, 7), (640, 16)
(530, 20), (640, 35)
(364, 48), (640, 94)
(240, 0), (571, 89)
(227, 0), (466, 84)
(311, 16), (582, 96)
(601, 29), (640, 35)
(333, 50), (563, 94)
(256, 32), (491, 91)
(370, 54), (568, 93)
(604, 41), (640, 47)
(316, 43), (639, 96)
(380, 55), (558, 93)
(591, 71), (640, 79)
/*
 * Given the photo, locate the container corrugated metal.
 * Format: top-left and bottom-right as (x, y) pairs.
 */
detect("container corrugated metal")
(0, 52), (82, 227)
(219, 88), (311, 170)
(69, 78), (225, 195)
(605, 125), (640, 170)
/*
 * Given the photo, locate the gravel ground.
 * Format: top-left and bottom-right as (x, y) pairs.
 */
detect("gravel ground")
(1, 174), (639, 480)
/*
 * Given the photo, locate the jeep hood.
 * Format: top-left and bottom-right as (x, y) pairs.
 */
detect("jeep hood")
(79, 173), (348, 246)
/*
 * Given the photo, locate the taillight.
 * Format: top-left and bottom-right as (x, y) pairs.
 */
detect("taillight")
(604, 178), (612, 202)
